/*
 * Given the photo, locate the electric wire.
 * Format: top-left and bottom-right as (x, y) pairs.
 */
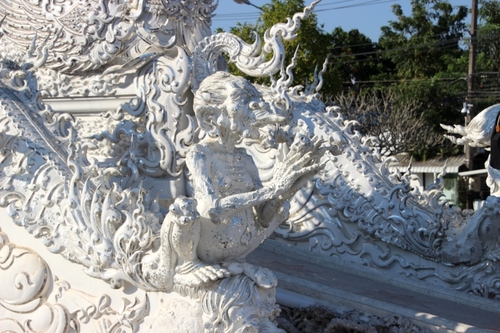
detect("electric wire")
(213, 0), (400, 23)
(215, 1), (494, 102)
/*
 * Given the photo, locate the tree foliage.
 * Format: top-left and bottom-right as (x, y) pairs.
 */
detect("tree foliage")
(228, 0), (340, 92)
(378, 0), (467, 79)
(329, 27), (379, 85)
(226, 0), (500, 160)
(473, 0), (500, 104)
(370, 0), (469, 158)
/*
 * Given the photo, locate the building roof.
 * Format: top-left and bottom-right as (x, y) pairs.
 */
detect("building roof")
(458, 168), (488, 177)
(388, 154), (466, 174)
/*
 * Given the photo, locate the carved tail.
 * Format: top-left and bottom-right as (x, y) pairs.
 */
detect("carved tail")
(143, 213), (177, 291)
(191, 0), (321, 91)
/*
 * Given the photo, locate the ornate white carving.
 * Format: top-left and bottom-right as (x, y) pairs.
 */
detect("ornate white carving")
(0, 227), (50, 314)
(274, 93), (500, 299)
(0, 0), (217, 74)
(191, 0), (321, 90)
(0, 1), (336, 329)
(88, 50), (195, 178)
(0, 226), (149, 332)
(138, 71), (334, 330)
(441, 104), (500, 147)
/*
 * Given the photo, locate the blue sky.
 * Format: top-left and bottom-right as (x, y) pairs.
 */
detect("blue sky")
(212, 0), (473, 42)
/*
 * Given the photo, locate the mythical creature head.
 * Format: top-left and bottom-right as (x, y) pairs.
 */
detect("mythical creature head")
(441, 104), (500, 148)
(169, 196), (199, 226)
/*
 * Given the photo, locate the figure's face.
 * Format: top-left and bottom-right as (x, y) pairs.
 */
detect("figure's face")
(194, 73), (287, 141)
(222, 85), (272, 139)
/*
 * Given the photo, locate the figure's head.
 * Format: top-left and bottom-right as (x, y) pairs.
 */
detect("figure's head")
(169, 196), (199, 226)
(193, 72), (285, 140)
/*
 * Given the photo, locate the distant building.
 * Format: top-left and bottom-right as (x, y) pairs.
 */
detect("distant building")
(389, 153), (489, 209)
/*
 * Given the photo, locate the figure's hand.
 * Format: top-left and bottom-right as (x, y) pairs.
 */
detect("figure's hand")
(224, 262), (244, 275)
(271, 133), (324, 196)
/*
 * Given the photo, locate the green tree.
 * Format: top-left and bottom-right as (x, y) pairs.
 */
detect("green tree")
(473, 0), (500, 104)
(370, 0), (469, 159)
(328, 27), (380, 87)
(378, 0), (468, 79)
(227, 0), (378, 96)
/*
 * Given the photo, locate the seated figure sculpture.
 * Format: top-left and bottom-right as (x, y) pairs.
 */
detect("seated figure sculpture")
(145, 72), (326, 296)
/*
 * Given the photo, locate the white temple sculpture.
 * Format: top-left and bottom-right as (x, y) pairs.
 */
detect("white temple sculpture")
(2, 0), (500, 332)
(0, 0), (339, 331)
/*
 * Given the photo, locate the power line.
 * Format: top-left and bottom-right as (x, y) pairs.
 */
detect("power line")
(344, 77), (463, 84)
(328, 29), (472, 51)
(328, 37), (464, 63)
(326, 30), (497, 58)
(314, 0), (397, 12)
(213, 0), (400, 24)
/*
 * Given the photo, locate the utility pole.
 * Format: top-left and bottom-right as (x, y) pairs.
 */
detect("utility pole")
(465, 0), (478, 171)
(463, 0), (478, 210)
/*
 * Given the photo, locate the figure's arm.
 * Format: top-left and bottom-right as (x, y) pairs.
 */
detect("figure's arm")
(258, 166), (320, 225)
(187, 142), (322, 222)
(244, 154), (287, 226)
(186, 149), (279, 222)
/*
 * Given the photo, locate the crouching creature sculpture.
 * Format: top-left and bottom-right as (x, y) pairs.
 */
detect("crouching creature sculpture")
(142, 71), (329, 331)
(440, 104), (500, 265)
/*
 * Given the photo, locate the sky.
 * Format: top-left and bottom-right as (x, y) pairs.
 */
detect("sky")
(212, 0), (474, 42)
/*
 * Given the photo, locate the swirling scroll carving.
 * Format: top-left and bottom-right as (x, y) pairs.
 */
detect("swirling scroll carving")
(0, 227), (50, 314)
(0, 0), (218, 75)
(90, 49), (195, 178)
(3, 2), (500, 332)
(0, 227), (150, 332)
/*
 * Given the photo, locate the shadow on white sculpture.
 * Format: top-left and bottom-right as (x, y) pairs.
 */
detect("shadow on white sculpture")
(0, 0), (338, 330)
